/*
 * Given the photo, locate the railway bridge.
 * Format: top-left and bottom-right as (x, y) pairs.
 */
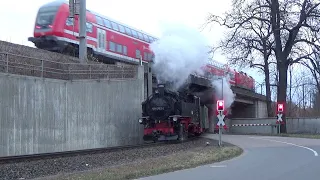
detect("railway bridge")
(143, 65), (267, 120)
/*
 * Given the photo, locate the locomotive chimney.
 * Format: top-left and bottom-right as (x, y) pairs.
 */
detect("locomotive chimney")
(157, 84), (165, 95)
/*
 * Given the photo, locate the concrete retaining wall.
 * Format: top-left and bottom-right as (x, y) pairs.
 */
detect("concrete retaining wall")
(286, 118), (320, 134)
(0, 66), (144, 157)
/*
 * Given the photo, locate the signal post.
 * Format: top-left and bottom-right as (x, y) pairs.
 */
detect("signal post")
(276, 103), (285, 134)
(216, 100), (228, 146)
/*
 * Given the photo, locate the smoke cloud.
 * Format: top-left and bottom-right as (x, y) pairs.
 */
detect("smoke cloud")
(211, 76), (236, 110)
(149, 21), (235, 112)
(149, 22), (210, 89)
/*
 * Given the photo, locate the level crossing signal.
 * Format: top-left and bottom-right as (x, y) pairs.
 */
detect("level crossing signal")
(216, 100), (228, 130)
(276, 102), (285, 126)
(217, 100), (224, 111)
(277, 103), (283, 113)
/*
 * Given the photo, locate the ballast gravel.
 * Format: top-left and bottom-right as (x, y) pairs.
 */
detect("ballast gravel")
(0, 137), (222, 180)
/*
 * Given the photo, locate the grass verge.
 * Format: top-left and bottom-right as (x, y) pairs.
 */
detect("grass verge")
(49, 145), (242, 180)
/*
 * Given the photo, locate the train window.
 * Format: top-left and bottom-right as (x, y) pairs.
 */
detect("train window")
(144, 52), (147, 60)
(111, 22), (119, 31)
(230, 73), (235, 79)
(103, 19), (112, 29)
(36, 5), (58, 26)
(96, 16), (104, 26)
(109, 41), (116, 51)
(118, 24), (125, 34)
(148, 36), (153, 42)
(123, 46), (127, 55)
(143, 34), (150, 42)
(136, 49), (141, 58)
(131, 30), (138, 39)
(147, 53), (153, 61)
(66, 18), (73, 26)
(125, 27), (132, 36)
(116, 44), (122, 53)
(86, 22), (93, 33)
(151, 54), (155, 61)
(137, 32), (144, 40)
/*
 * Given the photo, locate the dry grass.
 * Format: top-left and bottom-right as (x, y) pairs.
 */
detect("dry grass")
(42, 145), (242, 180)
(0, 41), (137, 80)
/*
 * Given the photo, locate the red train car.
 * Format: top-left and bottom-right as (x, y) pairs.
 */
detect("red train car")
(28, 0), (255, 91)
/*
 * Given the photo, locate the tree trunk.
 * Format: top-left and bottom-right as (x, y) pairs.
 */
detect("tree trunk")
(277, 60), (288, 133)
(264, 60), (273, 117)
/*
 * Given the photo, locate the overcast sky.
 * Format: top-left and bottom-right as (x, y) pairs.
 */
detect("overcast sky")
(0, 0), (264, 86)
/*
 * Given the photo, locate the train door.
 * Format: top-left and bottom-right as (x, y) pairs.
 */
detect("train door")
(97, 28), (106, 52)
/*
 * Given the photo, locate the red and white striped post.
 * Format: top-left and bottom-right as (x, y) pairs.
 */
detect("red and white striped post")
(216, 100), (227, 146)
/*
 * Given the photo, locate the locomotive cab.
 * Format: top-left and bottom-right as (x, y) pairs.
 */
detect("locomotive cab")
(28, 1), (65, 51)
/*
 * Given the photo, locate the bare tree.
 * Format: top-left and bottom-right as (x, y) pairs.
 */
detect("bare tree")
(283, 65), (315, 117)
(298, 32), (320, 92)
(205, 0), (276, 116)
(269, 0), (320, 132)
(206, 0), (320, 132)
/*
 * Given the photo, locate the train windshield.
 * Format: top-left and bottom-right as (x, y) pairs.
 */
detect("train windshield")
(36, 6), (59, 26)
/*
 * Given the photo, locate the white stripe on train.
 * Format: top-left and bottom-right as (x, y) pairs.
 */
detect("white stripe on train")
(56, 36), (141, 64)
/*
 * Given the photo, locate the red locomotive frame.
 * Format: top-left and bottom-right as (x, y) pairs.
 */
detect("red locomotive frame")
(29, 0), (256, 91)
(140, 115), (203, 142)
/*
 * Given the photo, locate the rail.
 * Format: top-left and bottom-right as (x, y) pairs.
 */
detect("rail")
(0, 52), (138, 80)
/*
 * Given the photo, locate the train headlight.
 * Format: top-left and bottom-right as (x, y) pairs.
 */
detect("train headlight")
(173, 116), (177, 121)
(138, 118), (143, 124)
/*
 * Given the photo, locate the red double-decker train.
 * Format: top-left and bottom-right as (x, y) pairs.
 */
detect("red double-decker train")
(28, 0), (255, 91)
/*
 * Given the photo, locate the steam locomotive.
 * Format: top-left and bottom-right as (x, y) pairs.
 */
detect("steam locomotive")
(138, 84), (209, 142)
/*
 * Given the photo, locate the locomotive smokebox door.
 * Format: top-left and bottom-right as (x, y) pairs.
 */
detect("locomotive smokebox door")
(157, 84), (165, 95)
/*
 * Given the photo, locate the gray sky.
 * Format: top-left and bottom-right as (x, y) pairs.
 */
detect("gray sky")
(0, 0), (264, 85)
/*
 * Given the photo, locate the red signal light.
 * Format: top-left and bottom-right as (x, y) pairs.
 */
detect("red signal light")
(217, 100), (224, 111)
(277, 103), (283, 113)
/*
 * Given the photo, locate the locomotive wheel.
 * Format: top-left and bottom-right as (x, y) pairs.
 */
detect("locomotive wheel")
(178, 123), (188, 142)
(152, 136), (158, 143)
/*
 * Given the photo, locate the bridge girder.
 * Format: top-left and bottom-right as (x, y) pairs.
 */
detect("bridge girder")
(151, 74), (266, 105)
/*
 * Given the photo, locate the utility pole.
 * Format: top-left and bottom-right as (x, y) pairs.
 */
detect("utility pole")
(303, 83), (305, 116)
(69, 0), (86, 63)
(289, 65), (292, 116)
(79, 0), (87, 63)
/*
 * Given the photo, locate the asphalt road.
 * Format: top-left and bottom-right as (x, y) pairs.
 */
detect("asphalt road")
(138, 134), (320, 180)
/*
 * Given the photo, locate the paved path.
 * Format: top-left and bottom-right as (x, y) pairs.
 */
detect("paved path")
(138, 134), (320, 180)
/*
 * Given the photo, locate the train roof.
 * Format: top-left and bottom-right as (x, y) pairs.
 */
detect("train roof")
(42, 0), (158, 40)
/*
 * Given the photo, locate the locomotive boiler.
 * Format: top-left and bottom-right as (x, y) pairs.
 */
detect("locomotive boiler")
(138, 84), (207, 142)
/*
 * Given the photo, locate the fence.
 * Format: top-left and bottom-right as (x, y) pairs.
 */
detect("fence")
(0, 52), (138, 80)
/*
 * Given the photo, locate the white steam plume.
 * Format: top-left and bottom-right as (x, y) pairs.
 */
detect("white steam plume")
(211, 75), (236, 110)
(149, 22), (210, 89)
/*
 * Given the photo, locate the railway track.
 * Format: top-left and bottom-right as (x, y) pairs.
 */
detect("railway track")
(0, 136), (201, 164)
